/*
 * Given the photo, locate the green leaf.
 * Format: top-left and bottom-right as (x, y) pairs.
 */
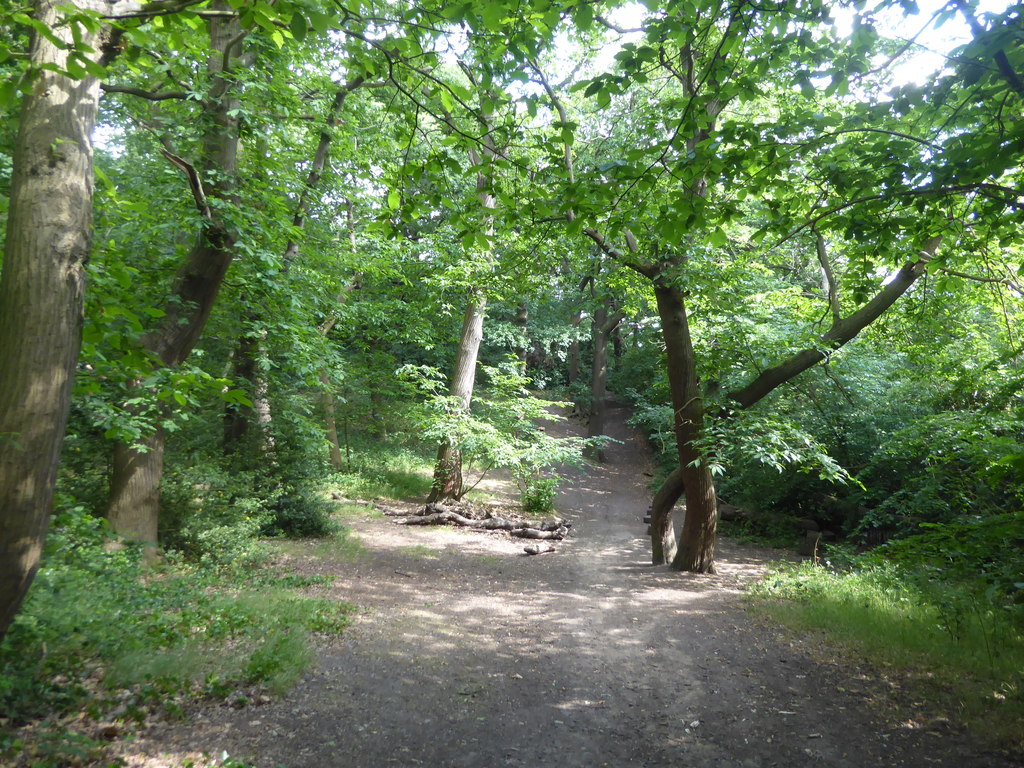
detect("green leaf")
(289, 13), (307, 42)
(439, 88), (455, 113)
(387, 189), (401, 210)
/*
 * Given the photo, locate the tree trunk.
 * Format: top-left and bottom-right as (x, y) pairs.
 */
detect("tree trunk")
(0, 0), (118, 640)
(321, 370), (345, 471)
(426, 87), (497, 502)
(648, 467), (684, 565)
(106, 430), (163, 552)
(653, 281), (718, 573)
(105, 6), (246, 545)
(513, 302), (529, 373)
(223, 331), (258, 452)
(587, 302), (622, 461)
(428, 295), (486, 502)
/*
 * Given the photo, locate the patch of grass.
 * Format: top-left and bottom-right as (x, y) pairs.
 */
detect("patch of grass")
(328, 440), (435, 501)
(750, 560), (1024, 749)
(277, 527), (367, 562)
(475, 555), (502, 564)
(0, 507), (356, 761)
(400, 544), (440, 560)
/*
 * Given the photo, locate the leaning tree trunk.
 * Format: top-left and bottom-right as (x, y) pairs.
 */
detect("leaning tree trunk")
(0, 0), (124, 640)
(106, 6), (246, 547)
(428, 295), (487, 502)
(653, 280), (718, 573)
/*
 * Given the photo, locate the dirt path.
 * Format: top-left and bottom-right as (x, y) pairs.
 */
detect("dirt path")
(120, 404), (1020, 768)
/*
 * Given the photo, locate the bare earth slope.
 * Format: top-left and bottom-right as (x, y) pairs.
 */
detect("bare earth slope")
(120, 403), (1021, 768)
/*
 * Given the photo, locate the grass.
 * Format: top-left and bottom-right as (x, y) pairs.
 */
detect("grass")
(328, 440), (435, 500)
(0, 511), (357, 767)
(400, 544), (440, 560)
(749, 560), (1024, 749)
(277, 525), (368, 561)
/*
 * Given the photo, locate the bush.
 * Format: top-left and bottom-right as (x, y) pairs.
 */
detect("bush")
(519, 475), (559, 514)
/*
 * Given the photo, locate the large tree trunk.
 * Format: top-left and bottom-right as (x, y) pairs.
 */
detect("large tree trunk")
(0, 0), (121, 640)
(105, 6), (246, 545)
(428, 295), (487, 502)
(653, 281), (718, 573)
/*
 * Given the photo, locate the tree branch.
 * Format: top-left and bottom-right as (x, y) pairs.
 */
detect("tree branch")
(158, 148), (210, 218)
(815, 231), (841, 324)
(728, 236), (942, 409)
(101, 83), (189, 100)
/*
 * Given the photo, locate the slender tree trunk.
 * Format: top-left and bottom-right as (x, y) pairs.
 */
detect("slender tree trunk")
(567, 308), (583, 386)
(106, 6), (246, 545)
(321, 370), (345, 471)
(225, 83), (368, 460)
(426, 83), (497, 502)
(587, 302), (622, 461)
(0, 0), (118, 639)
(513, 302), (529, 373)
(427, 294), (487, 502)
(653, 281), (718, 573)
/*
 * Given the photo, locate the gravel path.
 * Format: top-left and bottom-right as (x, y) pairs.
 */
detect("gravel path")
(118, 404), (1022, 768)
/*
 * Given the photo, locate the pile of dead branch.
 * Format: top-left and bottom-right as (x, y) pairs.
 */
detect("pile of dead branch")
(378, 502), (570, 544)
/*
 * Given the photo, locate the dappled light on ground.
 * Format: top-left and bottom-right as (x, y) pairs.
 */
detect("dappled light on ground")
(114, 405), (1017, 768)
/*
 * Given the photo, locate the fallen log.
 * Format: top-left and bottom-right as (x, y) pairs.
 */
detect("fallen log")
(392, 507), (570, 540)
(523, 544), (557, 555)
(510, 526), (569, 540)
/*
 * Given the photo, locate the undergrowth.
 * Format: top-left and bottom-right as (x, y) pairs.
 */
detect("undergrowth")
(750, 538), (1024, 751)
(327, 437), (435, 500)
(0, 506), (355, 767)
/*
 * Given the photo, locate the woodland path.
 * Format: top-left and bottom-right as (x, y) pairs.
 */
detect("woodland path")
(120, 403), (1020, 768)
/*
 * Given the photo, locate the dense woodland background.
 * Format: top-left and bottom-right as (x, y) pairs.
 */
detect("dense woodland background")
(0, 0), (1022, 761)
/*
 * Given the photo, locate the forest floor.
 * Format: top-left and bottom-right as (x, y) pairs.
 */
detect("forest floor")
(114, 403), (1022, 768)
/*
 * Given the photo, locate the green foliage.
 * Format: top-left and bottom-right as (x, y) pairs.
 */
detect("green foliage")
(518, 474), (559, 514)
(0, 506), (353, 735)
(399, 362), (594, 501)
(327, 437), (436, 500)
(751, 557), (1024, 748)
(854, 412), (1024, 538)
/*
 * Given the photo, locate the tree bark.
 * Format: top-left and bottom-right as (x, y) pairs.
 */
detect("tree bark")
(428, 295), (487, 502)
(652, 281), (718, 573)
(587, 302), (623, 462)
(106, 6), (247, 544)
(0, 0), (124, 640)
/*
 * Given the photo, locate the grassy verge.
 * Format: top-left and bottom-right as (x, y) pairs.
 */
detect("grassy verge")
(749, 559), (1024, 750)
(326, 438), (435, 500)
(0, 509), (355, 767)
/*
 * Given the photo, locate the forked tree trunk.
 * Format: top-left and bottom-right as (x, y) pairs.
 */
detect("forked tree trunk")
(653, 281), (718, 573)
(645, 239), (942, 568)
(428, 295), (487, 502)
(0, 0), (119, 639)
